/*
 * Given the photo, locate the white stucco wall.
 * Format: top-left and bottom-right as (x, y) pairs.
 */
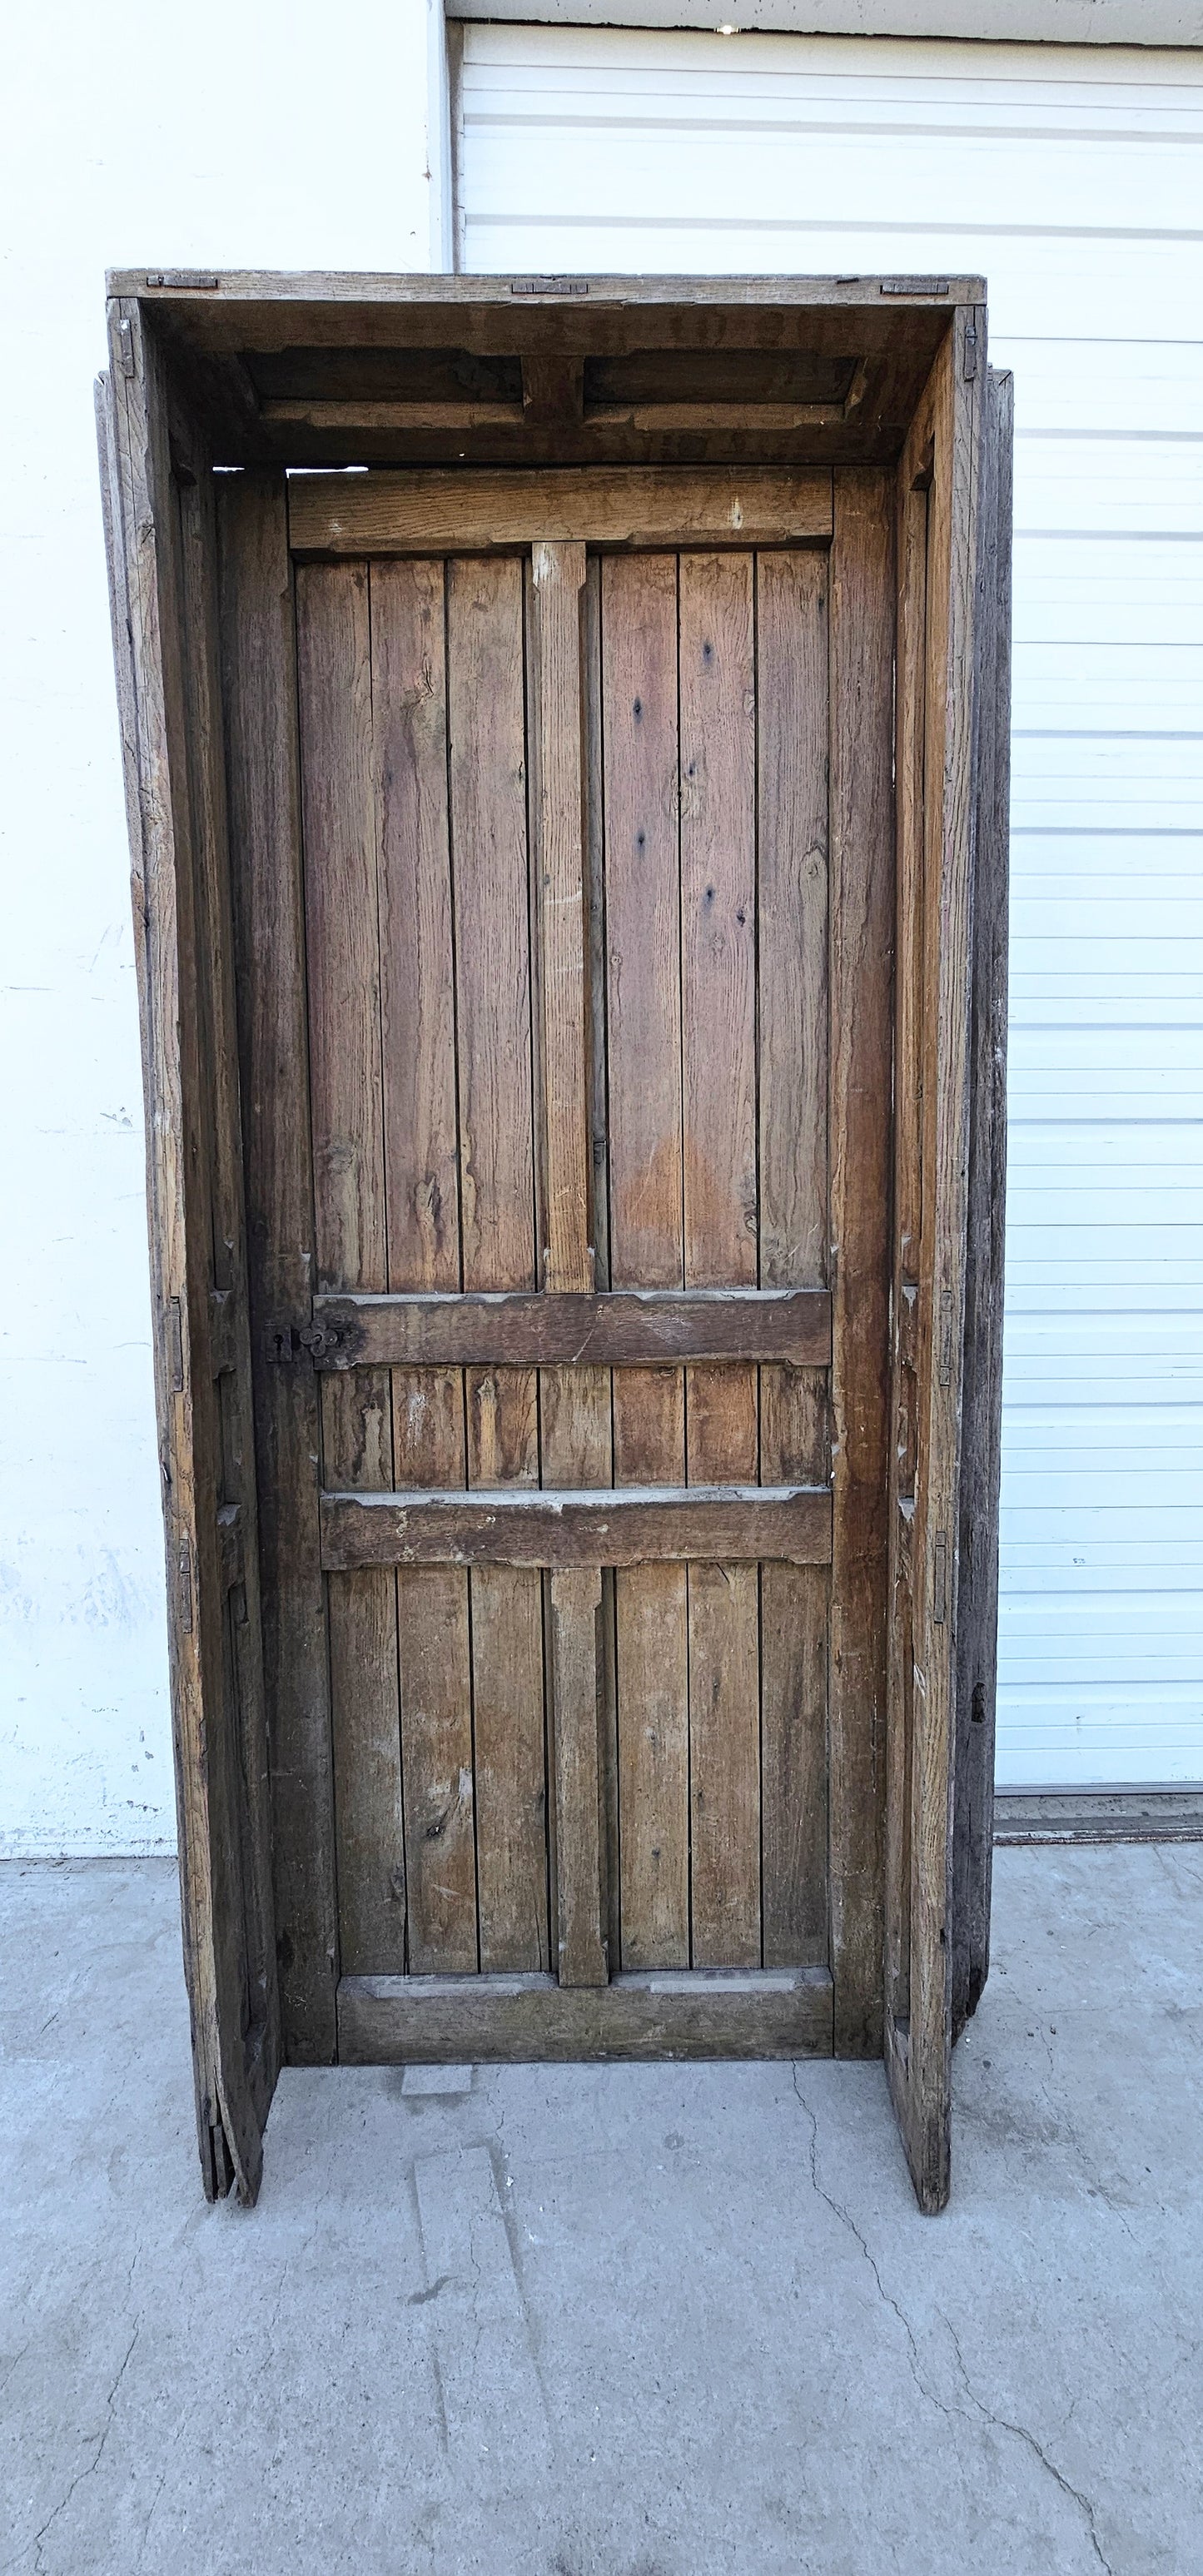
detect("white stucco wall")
(0, 0), (450, 1854)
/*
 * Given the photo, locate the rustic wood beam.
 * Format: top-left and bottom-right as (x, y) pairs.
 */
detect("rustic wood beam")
(287, 467), (834, 557)
(308, 1286), (832, 1368)
(337, 1966), (834, 2062)
(320, 1484), (833, 1572)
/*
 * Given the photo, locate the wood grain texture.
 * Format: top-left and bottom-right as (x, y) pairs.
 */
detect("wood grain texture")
(371, 558), (476, 1975)
(295, 562), (405, 1981)
(172, 436), (278, 2126)
(603, 552), (689, 1972)
(289, 468), (833, 557)
(529, 540), (610, 1987)
(529, 540), (592, 1295)
(216, 471), (337, 2071)
(679, 552), (760, 1969)
(311, 1286), (830, 1368)
(828, 471), (895, 2060)
(952, 364), (1012, 2044)
(101, 311), (276, 2203)
(883, 408), (933, 2040)
(321, 1485), (833, 1571)
(338, 1967), (834, 2063)
(448, 557), (548, 1974)
(757, 549), (833, 1971)
(886, 314), (987, 2215)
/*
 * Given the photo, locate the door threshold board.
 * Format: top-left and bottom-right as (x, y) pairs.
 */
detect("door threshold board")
(995, 1788), (1203, 1847)
(336, 1967), (834, 2063)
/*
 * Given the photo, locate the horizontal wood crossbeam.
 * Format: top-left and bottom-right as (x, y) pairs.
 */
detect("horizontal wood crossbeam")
(309, 1286), (831, 1369)
(320, 1483), (833, 1571)
(336, 1967), (834, 2062)
(287, 468), (833, 558)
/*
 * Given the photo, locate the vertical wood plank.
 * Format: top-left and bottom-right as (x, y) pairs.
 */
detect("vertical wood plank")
(757, 550), (832, 1971)
(604, 552), (688, 1972)
(584, 558), (621, 1975)
(529, 540), (609, 1987)
(296, 562), (405, 1981)
(448, 556), (548, 1973)
(896, 312), (986, 2210)
(103, 316), (275, 2201)
(679, 551), (759, 1968)
(216, 469), (339, 2074)
(952, 365), (1012, 2041)
(828, 474), (896, 2057)
(884, 412), (933, 2037)
(174, 441), (278, 2115)
(372, 557), (476, 1974)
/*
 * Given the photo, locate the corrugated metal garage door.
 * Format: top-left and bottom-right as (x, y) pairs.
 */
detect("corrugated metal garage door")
(456, 25), (1203, 1786)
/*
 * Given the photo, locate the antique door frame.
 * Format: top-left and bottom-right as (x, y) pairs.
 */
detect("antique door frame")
(97, 274), (1007, 2210)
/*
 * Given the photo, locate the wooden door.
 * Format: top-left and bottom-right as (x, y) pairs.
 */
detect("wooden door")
(226, 465), (894, 2069)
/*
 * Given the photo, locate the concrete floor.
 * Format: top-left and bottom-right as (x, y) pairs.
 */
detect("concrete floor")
(2, 1849), (1201, 2575)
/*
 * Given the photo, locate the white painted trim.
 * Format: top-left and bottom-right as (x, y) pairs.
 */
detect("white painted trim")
(427, 0), (456, 272)
(446, 0), (1203, 43)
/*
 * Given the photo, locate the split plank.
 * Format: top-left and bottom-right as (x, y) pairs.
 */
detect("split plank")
(310, 1286), (831, 1368)
(448, 557), (548, 1974)
(604, 552), (689, 1972)
(757, 548), (833, 1970)
(295, 562), (405, 1980)
(289, 467), (833, 558)
(321, 1484), (832, 1572)
(371, 557), (477, 1975)
(679, 551), (760, 1970)
(339, 1967), (834, 2063)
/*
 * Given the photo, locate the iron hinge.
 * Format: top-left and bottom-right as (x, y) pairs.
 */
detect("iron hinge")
(963, 322), (979, 382)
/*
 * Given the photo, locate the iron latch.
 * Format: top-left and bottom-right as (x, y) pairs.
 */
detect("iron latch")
(265, 1318), (348, 1366)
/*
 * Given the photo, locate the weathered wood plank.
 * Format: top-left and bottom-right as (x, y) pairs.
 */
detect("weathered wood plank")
(884, 392), (934, 2040)
(828, 471), (896, 2058)
(216, 470), (338, 2071)
(448, 556), (548, 1974)
(547, 1566), (608, 1985)
(528, 536), (610, 1988)
(295, 560), (405, 1982)
(529, 539), (592, 1295)
(172, 430), (278, 2121)
(310, 1286), (832, 1368)
(321, 1485), (833, 1571)
(757, 548), (833, 1971)
(289, 467), (833, 557)
(371, 555), (477, 1976)
(952, 366), (1012, 2044)
(102, 313), (274, 2204)
(679, 550), (760, 1970)
(887, 311), (987, 2215)
(338, 1967), (834, 2063)
(604, 551), (690, 1972)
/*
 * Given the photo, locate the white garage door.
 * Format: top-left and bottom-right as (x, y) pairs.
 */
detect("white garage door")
(456, 23), (1203, 1786)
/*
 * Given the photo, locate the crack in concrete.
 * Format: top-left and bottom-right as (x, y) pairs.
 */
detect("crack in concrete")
(6, 2317), (140, 2576)
(790, 2066), (951, 2416)
(132, 2466), (167, 2573)
(942, 2315), (1114, 2576)
(791, 2066), (1113, 2576)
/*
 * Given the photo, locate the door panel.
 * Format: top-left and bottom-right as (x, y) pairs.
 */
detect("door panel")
(281, 500), (876, 2048)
